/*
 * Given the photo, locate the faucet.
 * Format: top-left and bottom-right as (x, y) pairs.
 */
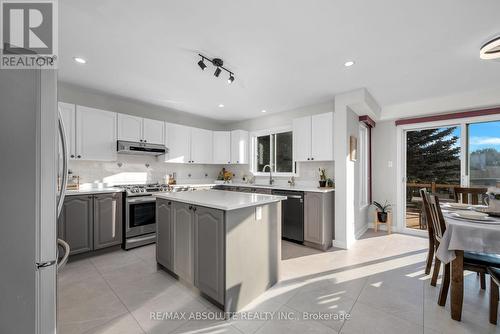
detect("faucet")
(262, 165), (274, 185)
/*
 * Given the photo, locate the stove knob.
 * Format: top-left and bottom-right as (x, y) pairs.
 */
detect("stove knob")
(142, 188), (146, 193)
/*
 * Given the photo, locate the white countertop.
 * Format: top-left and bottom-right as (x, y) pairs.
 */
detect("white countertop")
(219, 182), (335, 193)
(155, 189), (286, 211)
(65, 187), (124, 196)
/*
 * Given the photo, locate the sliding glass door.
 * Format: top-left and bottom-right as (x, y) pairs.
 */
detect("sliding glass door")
(404, 126), (461, 230)
(468, 121), (500, 188)
(401, 118), (500, 232)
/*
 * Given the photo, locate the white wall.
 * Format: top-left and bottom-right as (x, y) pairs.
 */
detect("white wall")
(334, 89), (380, 249)
(226, 101), (334, 131)
(58, 82), (226, 130)
(371, 120), (398, 230)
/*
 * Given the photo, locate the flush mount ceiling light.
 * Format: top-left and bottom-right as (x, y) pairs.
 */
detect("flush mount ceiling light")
(480, 36), (500, 60)
(73, 57), (86, 64)
(344, 60), (355, 67)
(197, 54), (235, 84)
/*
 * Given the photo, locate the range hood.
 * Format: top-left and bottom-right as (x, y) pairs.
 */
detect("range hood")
(117, 140), (168, 156)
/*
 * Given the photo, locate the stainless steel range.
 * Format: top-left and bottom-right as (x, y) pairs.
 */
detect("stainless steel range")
(119, 183), (169, 250)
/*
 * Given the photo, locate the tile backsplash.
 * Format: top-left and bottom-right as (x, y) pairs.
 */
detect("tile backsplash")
(69, 155), (222, 187)
(224, 161), (335, 187)
(69, 155), (334, 188)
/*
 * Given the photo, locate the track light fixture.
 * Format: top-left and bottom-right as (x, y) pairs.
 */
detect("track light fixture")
(197, 59), (207, 70)
(197, 54), (235, 84)
(214, 67), (222, 77)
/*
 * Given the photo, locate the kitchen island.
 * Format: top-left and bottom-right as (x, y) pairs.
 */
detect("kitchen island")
(155, 189), (285, 312)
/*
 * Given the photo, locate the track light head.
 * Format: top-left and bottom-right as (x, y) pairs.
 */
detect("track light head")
(228, 74), (235, 84)
(214, 67), (222, 77)
(198, 59), (207, 70)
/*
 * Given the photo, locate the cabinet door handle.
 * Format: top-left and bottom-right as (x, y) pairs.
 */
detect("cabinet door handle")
(188, 205), (193, 210)
(311, 157), (314, 160)
(193, 207), (197, 212)
(307, 158), (310, 160)
(167, 201), (171, 205)
(77, 155), (81, 158)
(70, 154), (75, 158)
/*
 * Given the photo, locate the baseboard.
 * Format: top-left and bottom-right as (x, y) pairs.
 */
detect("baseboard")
(355, 224), (369, 239)
(332, 239), (347, 249)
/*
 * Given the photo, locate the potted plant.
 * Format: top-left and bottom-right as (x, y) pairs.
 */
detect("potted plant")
(326, 178), (334, 188)
(318, 168), (327, 187)
(372, 201), (391, 223)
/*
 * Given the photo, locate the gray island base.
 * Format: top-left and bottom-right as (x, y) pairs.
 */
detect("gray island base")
(155, 190), (284, 312)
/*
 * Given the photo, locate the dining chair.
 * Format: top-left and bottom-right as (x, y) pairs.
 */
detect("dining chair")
(420, 192), (500, 306)
(419, 189), (434, 275)
(489, 267), (500, 325)
(453, 187), (488, 205)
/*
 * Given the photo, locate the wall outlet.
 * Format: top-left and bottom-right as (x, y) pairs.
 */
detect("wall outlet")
(387, 161), (393, 168)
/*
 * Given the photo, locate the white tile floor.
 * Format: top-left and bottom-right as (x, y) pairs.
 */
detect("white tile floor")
(57, 230), (500, 334)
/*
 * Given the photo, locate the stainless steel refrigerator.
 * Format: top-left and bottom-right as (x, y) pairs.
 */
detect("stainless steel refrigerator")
(0, 69), (61, 333)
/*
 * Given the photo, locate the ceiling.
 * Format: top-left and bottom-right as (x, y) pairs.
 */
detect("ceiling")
(59, 0), (500, 123)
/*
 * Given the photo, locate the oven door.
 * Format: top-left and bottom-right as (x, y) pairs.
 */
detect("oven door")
(126, 196), (156, 237)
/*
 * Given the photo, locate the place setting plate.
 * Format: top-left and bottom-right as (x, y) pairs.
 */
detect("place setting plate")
(445, 210), (500, 224)
(441, 203), (473, 210)
(472, 206), (500, 218)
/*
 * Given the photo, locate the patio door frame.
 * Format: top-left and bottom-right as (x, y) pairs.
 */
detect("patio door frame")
(396, 113), (500, 236)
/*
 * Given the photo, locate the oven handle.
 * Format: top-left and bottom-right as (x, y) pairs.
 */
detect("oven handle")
(127, 197), (156, 204)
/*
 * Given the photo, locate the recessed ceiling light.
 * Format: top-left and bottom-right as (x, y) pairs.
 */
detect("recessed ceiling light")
(344, 60), (355, 67)
(218, 104), (224, 108)
(261, 110), (267, 113)
(73, 57), (87, 64)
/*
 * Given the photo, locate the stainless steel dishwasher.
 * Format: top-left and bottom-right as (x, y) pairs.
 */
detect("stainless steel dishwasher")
(271, 190), (304, 243)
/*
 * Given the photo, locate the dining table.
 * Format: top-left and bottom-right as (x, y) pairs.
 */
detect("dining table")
(436, 205), (500, 321)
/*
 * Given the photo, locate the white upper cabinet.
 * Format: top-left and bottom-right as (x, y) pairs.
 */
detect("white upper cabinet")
(118, 114), (165, 144)
(230, 130), (249, 164)
(311, 112), (333, 161)
(190, 128), (213, 164)
(58, 102), (76, 159)
(213, 131), (231, 164)
(292, 116), (312, 162)
(142, 118), (165, 144)
(117, 114), (142, 142)
(165, 124), (213, 164)
(76, 106), (117, 161)
(165, 123), (191, 163)
(293, 112), (333, 161)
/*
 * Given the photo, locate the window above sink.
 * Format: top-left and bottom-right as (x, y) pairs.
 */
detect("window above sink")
(250, 126), (296, 177)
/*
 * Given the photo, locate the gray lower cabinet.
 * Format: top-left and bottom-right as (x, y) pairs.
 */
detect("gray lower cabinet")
(156, 198), (174, 271)
(58, 193), (123, 255)
(58, 195), (93, 255)
(304, 192), (334, 249)
(172, 202), (194, 284)
(93, 193), (123, 249)
(194, 206), (224, 304)
(156, 200), (225, 304)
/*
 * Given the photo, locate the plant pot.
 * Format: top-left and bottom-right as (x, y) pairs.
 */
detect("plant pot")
(319, 180), (327, 187)
(377, 212), (388, 223)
